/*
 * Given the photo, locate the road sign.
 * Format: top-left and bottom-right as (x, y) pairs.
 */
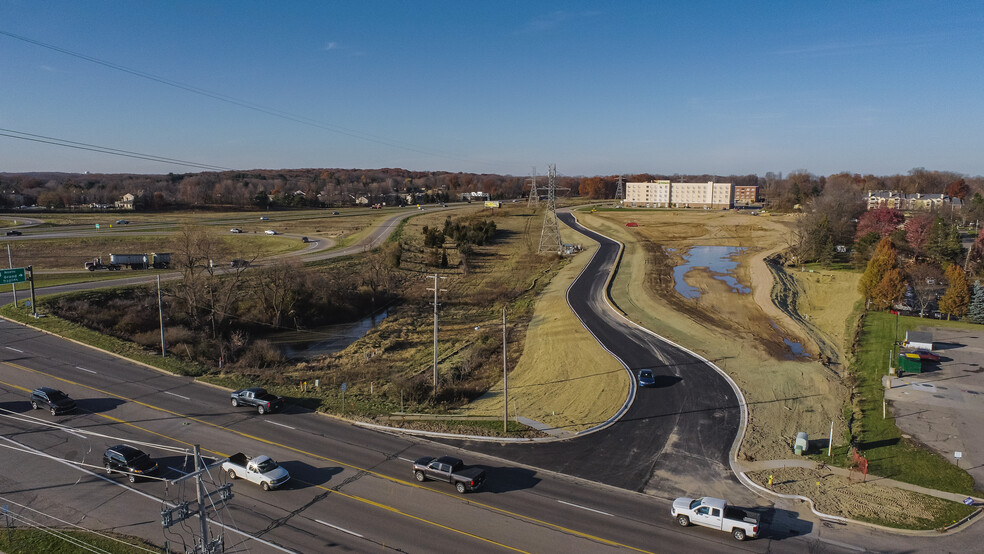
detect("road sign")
(341, 382), (347, 392)
(0, 267), (26, 285)
(964, 497), (974, 506)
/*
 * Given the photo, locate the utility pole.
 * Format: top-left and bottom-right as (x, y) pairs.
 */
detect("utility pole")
(27, 265), (37, 318)
(162, 445), (230, 554)
(502, 306), (508, 434)
(538, 164), (562, 254)
(527, 167), (540, 207)
(157, 275), (166, 357)
(427, 274), (447, 395)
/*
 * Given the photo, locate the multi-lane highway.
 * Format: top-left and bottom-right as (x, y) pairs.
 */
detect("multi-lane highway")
(3, 209), (981, 552)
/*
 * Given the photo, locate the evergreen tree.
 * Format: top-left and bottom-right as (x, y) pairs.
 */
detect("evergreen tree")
(967, 281), (984, 324)
(859, 237), (899, 304)
(939, 264), (971, 319)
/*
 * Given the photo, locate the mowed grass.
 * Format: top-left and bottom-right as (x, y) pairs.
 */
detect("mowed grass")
(844, 311), (976, 495)
(0, 528), (158, 554)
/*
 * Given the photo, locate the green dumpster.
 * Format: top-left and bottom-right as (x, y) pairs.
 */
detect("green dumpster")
(897, 354), (923, 374)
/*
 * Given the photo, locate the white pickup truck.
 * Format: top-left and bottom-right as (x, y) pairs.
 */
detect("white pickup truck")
(671, 497), (760, 541)
(222, 453), (290, 491)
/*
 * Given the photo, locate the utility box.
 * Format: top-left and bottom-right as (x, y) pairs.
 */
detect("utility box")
(897, 354), (923, 374)
(794, 432), (809, 455)
(904, 331), (933, 351)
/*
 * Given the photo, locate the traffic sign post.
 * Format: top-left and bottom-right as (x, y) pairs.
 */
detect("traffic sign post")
(0, 268), (25, 286)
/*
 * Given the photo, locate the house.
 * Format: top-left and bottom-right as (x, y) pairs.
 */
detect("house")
(115, 193), (135, 210)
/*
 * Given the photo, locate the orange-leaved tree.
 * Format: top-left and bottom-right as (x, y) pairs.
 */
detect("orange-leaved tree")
(939, 264), (970, 320)
(859, 237), (902, 308)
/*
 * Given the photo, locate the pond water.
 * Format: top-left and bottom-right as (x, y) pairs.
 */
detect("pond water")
(673, 246), (750, 299)
(269, 309), (389, 360)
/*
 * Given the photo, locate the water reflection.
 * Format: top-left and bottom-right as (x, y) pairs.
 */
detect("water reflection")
(270, 309), (389, 360)
(673, 246), (749, 299)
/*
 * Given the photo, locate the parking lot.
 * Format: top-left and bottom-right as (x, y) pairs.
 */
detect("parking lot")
(885, 326), (984, 488)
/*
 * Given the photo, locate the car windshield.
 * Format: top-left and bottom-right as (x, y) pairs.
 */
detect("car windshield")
(256, 459), (279, 472)
(127, 452), (150, 465)
(48, 391), (68, 401)
(640, 371), (653, 379)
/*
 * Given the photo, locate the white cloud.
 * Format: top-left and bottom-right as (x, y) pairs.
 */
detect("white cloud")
(323, 41), (338, 51)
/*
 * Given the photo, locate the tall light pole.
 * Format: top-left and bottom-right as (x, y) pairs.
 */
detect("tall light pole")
(502, 306), (508, 433)
(427, 274), (447, 395)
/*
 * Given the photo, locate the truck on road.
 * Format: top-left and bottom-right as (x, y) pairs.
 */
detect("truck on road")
(671, 497), (760, 541)
(222, 453), (290, 491)
(412, 455), (486, 493)
(84, 257), (121, 271)
(110, 252), (171, 269)
(230, 387), (285, 415)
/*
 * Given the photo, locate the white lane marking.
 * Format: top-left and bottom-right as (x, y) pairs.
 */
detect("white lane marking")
(398, 456), (414, 463)
(164, 391), (190, 400)
(75, 366), (97, 374)
(63, 429), (86, 439)
(557, 500), (613, 516)
(265, 420), (296, 430)
(6, 347), (23, 353)
(316, 519), (364, 538)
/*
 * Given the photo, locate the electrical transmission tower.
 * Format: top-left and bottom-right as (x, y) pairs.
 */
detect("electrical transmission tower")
(527, 167), (539, 207)
(538, 164), (563, 254)
(614, 175), (624, 207)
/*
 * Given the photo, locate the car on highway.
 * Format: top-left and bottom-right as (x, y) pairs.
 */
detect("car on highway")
(264, 229), (277, 235)
(103, 444), (159, 483)
(412, 455), (485, 493)
(230, 228), (243, 233)
(30, 387), (76, 415)
(231, 387), (285, 414)
(300, 236), (309, 243)
(115, 219), (129, 225)
(638, 369), (656, 387)
(230, 259), (250, 268)
(5, 230), (22, 236)
(259, 216), (269, 221)
(331, 211), (340, 215)
(223, 453), (290, 490)
(672, 496), (760, 541)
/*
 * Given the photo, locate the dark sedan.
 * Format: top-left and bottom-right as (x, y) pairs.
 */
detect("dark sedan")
(30, 387), (76, 415)
(103, 445), (159, 483)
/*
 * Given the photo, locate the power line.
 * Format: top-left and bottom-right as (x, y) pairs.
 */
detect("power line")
(0, 128), (232, 171)
(0, 28), (505, 169)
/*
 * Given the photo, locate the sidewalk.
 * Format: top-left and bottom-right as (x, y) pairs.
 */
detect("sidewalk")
(736, 458), (984, 505)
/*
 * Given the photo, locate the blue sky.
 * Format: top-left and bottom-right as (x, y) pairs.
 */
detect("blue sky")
(1, 1), (983, 177)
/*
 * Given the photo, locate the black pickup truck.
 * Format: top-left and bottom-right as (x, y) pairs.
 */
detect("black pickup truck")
(230, 387), (285, 415)
(412, 455), (486, 493)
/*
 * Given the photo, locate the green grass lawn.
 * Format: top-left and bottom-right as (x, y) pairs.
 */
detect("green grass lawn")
(828, 310), (978, 495)
(0, 528), (159, 554)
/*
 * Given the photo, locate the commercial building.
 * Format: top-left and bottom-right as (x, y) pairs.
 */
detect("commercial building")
(625, 180), (733, 209)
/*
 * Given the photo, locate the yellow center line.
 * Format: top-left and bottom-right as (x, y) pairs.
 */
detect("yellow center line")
(1, 361), (653, 553)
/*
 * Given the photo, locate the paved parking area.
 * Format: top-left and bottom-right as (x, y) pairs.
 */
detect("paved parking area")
(884, 326), (984, 488)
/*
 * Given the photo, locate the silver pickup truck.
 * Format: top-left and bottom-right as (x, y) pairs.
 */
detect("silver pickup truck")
(671, 496), (760, 541)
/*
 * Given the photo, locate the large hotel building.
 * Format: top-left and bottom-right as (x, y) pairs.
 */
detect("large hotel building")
(625, 180), (743, 209)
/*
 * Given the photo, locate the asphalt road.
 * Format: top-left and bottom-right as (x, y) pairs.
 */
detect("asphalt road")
(435, 212), (742, 498)
(1, 317), (817, 553)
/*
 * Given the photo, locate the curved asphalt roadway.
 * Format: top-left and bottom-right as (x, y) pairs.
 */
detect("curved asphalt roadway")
(438, 212), (742, 497)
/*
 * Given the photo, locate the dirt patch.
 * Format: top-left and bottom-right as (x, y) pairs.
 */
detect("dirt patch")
(748, 467), (970, 529)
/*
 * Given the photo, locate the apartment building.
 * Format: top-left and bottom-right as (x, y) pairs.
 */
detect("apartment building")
(626, 180), (733, 208)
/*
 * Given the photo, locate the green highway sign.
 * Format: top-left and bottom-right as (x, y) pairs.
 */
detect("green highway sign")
(0, 268), (26, 285)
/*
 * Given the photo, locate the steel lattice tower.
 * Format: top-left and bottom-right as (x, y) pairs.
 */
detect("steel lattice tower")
(538, 164), (562, 254)
(527, 167), (539, 207)
(614, 175), (624, 207)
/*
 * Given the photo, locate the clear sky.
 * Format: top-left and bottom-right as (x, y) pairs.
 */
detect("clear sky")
(1, 1), (983, 178)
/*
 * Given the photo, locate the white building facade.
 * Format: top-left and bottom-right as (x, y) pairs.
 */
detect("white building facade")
(626, 180), (733, 208)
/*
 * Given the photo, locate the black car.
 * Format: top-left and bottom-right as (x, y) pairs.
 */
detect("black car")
(103, 445), (159, 483)
(5, 230), (22, 236)
(30, 387), (76, 415)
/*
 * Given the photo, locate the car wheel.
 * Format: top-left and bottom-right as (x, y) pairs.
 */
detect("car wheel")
(414, 471), (426, 482)
(231, 398), (238, 407)
(106, 463), (113, 475)
(455, 482), (466, 494)
(50, 407), (57, 416)
(128, 473), (136, 484)
(227, 469), (237, 480)
(676, 515), (690, 527)
(732, 528), (746, 541)
(257, 405), (266, 415)
(31, 401), (38, 410)
(262, 481), (271, 491)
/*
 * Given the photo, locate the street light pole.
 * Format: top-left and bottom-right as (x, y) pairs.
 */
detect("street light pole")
(502, 306), (508, 433)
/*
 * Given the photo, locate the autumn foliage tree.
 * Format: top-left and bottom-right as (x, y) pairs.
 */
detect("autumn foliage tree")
(939, 264), (970, 319)
(855, 207), (905, 239)
(859, 237), (905, 309)
(904, 213), (935, 258)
